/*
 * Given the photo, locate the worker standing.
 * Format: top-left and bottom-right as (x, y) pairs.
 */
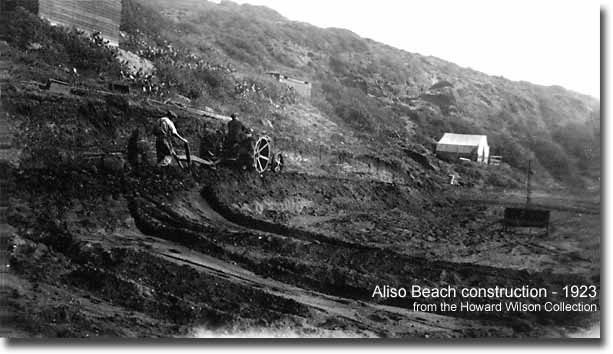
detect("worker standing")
(154, 110), (188, 167)
(127, 128), (149, 169)
(226, 113), (244, 150)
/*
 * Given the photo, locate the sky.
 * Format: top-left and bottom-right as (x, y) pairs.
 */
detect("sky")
(223, 0), (601, 99)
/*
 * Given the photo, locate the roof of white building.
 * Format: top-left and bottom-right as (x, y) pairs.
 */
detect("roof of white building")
(437, 133), (488, 147)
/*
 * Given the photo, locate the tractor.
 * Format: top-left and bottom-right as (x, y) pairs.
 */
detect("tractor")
(177, 130), (284, 174)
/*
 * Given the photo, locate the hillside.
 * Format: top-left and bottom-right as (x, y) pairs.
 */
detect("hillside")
(123, 0), (600, 188)
(0, 0), (601, 339)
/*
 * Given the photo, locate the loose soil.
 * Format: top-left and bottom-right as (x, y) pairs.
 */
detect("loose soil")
(1, 82), (600, 338)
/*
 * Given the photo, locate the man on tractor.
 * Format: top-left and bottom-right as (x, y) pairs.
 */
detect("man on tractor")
(154, 110), (188, 167)
(223, 112), (254, 169)
(225, 113), (251, 153)
(226, 113), (245, 150)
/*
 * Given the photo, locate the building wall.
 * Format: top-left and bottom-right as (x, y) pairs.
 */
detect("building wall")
(436, 144), (476, 155)
(436, 144), (490, 163)
(481, 144), (490, 163)
(436, 148), (478, 162)
(39, 0), (121, 46)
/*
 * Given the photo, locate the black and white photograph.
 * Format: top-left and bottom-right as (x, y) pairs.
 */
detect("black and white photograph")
(0, 0), (602, 340)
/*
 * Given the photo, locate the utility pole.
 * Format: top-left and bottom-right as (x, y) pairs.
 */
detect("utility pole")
(526, 159), (532, 207)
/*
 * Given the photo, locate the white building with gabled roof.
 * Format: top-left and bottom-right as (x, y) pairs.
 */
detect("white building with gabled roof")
(436, 133), (490, 164)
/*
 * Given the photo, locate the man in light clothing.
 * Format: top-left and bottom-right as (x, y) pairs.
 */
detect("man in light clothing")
(154, 111), (188, 167)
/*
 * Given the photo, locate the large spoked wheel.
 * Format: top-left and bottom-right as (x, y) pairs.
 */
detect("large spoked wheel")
(272, 152), (284, 173)
(253, 136), (272, 173)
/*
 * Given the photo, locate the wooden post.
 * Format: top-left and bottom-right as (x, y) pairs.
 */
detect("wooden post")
(526, 160), (532, 207)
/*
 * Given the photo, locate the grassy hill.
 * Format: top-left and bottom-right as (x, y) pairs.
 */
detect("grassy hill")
(2, 0), (600, 189)
(123, 0), (599, 188)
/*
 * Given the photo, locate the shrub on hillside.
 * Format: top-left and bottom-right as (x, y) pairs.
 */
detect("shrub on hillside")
(490, 134), (528, 170)
(334, 104), (373, 132)
(154, 60), (234, 100)
(485, 171), (520, 189)
(121, 0), (166, 40)
(529, 137), (573, 180)
(216, 34), (269, 67)
(552, 122), (599, 173)
(321, 79), (401, 134)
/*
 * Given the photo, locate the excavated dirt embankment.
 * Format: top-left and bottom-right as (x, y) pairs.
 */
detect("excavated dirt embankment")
(152, 168), (598, 327)
(3, 86), (599, 338)
(5, 164), (599, 337)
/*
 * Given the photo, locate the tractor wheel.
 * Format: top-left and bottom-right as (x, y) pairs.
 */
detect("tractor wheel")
(272, 152), (284, 173)
(253, 136), (272, 173)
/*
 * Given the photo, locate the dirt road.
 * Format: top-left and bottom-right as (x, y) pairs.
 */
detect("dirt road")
(2, 152), (600, 339)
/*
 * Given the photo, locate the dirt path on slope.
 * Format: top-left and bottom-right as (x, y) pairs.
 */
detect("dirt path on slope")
(6, 165), (598, 338)
(76, 215), (511, 338)
(115, 191), (490, 336)
(127, 184), (598, 336)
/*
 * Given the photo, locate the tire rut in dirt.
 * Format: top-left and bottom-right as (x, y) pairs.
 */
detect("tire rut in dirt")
(128, 193), (597, 328)
(9, 214), (313, 336)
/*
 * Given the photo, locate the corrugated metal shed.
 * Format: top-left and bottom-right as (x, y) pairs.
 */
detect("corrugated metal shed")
(39, 0), (121, 46)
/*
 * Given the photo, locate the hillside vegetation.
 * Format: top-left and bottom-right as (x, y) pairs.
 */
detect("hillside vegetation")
(124, 0), (599, 188)
(3, 0), (600, 189)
